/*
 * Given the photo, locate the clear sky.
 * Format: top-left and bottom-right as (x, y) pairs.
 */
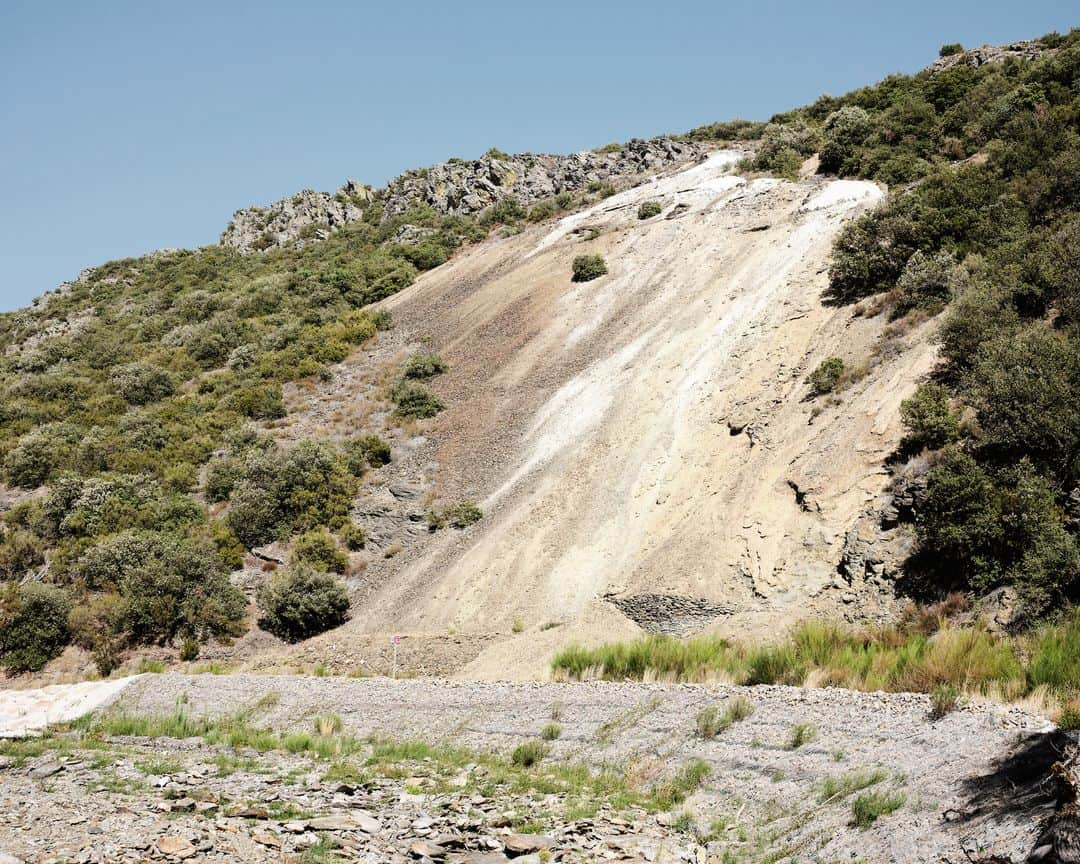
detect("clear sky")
(1, 1), (1075, 311)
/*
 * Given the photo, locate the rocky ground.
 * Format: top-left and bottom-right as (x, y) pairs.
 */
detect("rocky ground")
(0, 674), (1067, 863)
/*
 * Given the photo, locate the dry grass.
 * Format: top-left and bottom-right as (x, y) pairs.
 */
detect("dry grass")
(552, 606), (1080, 714)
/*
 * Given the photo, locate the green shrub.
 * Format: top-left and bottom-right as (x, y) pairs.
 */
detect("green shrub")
(445, 500), (482, 529)
(225, 441), (357, 548)
(73, 531), (246, 645)
(900, 383), (960, 451)
(204, 457), (242, 503)
(399, 241), (449, 271)
(807, 357), (845, 396)
(0, 582), (72, 672)
(340, 523), (366, 551)
(753, 120), (821, 174)
(572, 255), (608, 282)
(939, 43), (963, 57)
(894, 250), (955, 316)
(110, 362), (175, 405)
(403, 353), (449, 380)
(637, 201), (663, 219)
(343, 434), (392, 473)
(528, 200), (557, 222)
(224, 384), (286, 419)
(0, 529), (45, 579)
(820, 106), (872, 174)
(391, 382), (444, 419)
(291, 529), (348, 573)
(257, 567), (350, 642)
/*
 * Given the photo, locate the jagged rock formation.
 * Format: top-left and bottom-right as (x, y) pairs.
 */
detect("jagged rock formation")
(380, 137), (705, 220)
(219, 180), (375, 254)
(929, 39), (1051, 73)
(219, 138), (705, 253)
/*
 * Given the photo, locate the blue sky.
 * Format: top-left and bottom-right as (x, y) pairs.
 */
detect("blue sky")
(0, 1), (1075, 311)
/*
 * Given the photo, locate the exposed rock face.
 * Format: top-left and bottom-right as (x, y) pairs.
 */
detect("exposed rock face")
(219, 139), (706, 254)
(380, 138), (705, 220)
(605, 593), (733, 635)
(837, 459), (927, 593)
(928, 40), (1051, 74)
(220, 180), (374, 253)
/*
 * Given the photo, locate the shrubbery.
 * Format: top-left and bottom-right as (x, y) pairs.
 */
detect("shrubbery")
(403, 353), (448, 379)
(290, 529), (348, 573)
(900, 384), (959, 451)
(637, 201), (662, 219)
(390, 382), (444, 419)
(343, 434), (392, 474)
(257, 567), (350, 642)
(752, 120), (820, 177)
(819, 106), (871, 174)
(224, 440), (358, 548)
(807, 357), (845, 395)
(109, 363), (175, 405)
(571, 255), (608, 282)
(69, 530), (246, 644)
(0, 582), (72, 672)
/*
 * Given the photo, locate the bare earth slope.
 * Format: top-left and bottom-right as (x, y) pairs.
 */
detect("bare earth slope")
(279, 152), (936, 677)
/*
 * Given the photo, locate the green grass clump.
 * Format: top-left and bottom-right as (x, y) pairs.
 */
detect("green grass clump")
(85, 707), (362, 759)
(696, 696), (754, 738)
(510, 740), (549, 767)
(651, 759), (711, 809)
(788, 723), (817, 749)
(851, 790), (906, 828)
(819, 768), (888, 802)
(541, 722), (562, 741)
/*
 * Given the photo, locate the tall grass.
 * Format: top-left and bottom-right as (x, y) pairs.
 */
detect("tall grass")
(551, 611), (1080, 709)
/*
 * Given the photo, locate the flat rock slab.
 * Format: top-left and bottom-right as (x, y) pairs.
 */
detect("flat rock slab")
(0, 677), (139, 738)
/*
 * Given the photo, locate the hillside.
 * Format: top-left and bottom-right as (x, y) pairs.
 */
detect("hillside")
(268, 155), (925, 680)
(2, 28), (1080, 864)
(0, 28), (1077, 697)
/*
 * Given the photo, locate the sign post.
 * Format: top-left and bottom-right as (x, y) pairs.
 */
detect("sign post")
(391, 635), (400, 679)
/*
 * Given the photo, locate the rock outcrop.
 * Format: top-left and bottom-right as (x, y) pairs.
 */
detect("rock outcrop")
(219, 138), (707, 253)
(380, 137), (705, 220)
(929, 39), (1052, 74)
(219, 180), (375, 254)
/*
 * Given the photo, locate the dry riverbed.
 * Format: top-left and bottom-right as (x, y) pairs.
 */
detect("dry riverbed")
(0, 674), (1066, 863)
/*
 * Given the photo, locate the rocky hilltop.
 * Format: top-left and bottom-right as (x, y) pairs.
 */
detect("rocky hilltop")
(219, 138), (704, 253)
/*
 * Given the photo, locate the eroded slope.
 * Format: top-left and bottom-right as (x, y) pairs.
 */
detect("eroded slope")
(276, 152), (938, 677)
